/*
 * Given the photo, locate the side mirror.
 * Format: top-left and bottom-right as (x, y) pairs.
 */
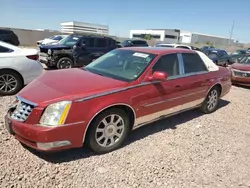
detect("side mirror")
(148, 71), (167, 81)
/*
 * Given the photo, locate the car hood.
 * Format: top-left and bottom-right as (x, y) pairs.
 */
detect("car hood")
(231, 63), (250, 71)
(18, 68), (128, 106)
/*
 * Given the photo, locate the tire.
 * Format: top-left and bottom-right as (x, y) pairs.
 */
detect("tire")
(0, 70), (23, 96)
(86, 108), (130, 154)
(200, 86), (220, 114)
(56, 57), (73, 69)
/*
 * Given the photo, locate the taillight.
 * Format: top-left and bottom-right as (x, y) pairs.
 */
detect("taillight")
(26, 54), (39, 61)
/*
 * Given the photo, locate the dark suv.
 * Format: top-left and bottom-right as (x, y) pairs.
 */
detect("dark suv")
(0, 29), (20, 46)
(39, 34), (119, 69)
(121, 39), (149, 47)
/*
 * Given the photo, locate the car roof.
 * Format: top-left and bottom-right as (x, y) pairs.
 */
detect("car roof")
(124, 39), (147, 42)
(119, 47), (195, 55)
(69, 34), (114, 40)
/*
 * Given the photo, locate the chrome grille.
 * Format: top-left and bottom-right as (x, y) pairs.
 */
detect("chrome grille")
(233, 71), (250, 77)
(11, 99), (35, 122)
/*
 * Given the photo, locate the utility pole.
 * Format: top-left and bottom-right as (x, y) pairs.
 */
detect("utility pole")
(229, 20), (235, 46)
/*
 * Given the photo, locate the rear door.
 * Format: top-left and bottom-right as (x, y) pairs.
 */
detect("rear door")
(178, 52), (211, 110)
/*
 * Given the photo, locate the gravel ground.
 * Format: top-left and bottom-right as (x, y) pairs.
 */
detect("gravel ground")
(0, 86), (250, 188)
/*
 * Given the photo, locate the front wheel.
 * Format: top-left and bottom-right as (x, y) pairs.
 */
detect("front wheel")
(86, 108), (130, 154)
(57, 57), (73, 69)
(200, 87), (220, 114)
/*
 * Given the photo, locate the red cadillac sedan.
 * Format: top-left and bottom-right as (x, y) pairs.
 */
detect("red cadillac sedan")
(5, 48), (232, 154)
(231, 54), (250, 86)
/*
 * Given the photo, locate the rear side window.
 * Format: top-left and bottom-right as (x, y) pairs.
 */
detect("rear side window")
(95, 38), (107, 48)
(182, 53), (207, 74)
(0, 46), (11, 53)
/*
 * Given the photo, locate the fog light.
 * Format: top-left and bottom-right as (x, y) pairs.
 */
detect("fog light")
(37, 140), (71, 150)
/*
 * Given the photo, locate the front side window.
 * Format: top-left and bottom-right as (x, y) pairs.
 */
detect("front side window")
(84, 49), (156, 82)
(182, 53), (207, 74)
(95, 38), (107, 48)
(152, 54), (180, 77)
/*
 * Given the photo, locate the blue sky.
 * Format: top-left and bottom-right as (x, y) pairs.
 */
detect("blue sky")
(1, 0), (250, 42)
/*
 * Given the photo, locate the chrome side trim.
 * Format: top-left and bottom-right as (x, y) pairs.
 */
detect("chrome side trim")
(17, 95), (37, 107)
(133, 98), (204, 130)
(81, 103), (136, 143)
(74, 82), (154, 103)
(144, 90), (206, 107)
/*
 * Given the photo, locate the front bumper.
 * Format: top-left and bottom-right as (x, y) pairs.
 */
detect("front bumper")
(4, 109), (86, 152)
(39, 53), (56, 66)
(231, 69), (250, 86)
(231, 76), (250, 86)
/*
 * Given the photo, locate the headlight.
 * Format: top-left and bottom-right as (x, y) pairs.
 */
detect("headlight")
(39, 101), (72, 126)
(47, 49), (52, 55)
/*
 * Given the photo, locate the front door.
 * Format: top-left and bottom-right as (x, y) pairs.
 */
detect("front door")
(134, 53), (185, 127)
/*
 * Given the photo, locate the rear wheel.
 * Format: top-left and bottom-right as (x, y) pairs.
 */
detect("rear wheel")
(0, 70), (23, 96)
(86, 108), (130, 154)
(57, 57), (73, 69)
(200, 87), (220, 114)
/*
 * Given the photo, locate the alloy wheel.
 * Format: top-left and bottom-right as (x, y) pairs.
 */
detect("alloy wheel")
(95, 114), (125, 148)
(0, 74), (18, 93)
(207, 89), (218, 111)
(59, 60), (72, 69)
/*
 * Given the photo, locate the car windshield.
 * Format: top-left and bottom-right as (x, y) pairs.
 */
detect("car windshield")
(238, 55), (250, 64)
(208, 52), (218, 59)
(121, 40), (132, 46)
(84, 49), (156, 82)
(58, 35), (80, 46)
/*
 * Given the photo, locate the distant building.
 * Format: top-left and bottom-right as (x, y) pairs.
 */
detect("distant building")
(61, 21), (109, 35)
(130, 29), (234, 46)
